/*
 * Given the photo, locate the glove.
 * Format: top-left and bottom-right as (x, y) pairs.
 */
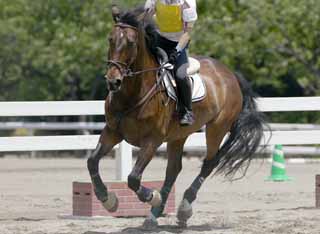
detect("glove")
(169, 50), (181, 64)
(145, 0), (155, 14)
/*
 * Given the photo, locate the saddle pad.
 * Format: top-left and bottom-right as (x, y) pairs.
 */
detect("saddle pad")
(187, 57), (201, 75)
(162, 72), (206, 103)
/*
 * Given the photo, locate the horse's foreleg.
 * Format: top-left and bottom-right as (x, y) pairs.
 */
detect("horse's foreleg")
(177, 121), (230, 227)
(143, 138), (186, 228)
(87, 126), (122, 212)
(127, 142), (160, 207)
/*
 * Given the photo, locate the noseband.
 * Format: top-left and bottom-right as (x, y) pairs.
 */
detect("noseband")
(106, 23), (161, 78)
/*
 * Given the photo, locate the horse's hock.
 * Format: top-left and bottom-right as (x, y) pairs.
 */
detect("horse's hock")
(316, 175), (320, 208)
(72, 181), (175, 217)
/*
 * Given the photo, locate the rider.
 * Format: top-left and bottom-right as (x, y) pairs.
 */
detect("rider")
(145, 0), (198, 126)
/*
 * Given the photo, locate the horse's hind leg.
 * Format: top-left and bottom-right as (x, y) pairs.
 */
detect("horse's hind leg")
(177, 120), (231, 227)
(87, 126), (122, 212)
(143, 138), (186, 229)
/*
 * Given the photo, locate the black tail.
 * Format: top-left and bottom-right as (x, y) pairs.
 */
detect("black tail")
(214, 75), (269, 178)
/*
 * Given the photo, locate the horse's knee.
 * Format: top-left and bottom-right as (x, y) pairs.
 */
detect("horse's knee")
(127, 174), (141, 192)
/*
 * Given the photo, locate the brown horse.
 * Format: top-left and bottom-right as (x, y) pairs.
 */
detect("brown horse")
(87, 6), (265, 228)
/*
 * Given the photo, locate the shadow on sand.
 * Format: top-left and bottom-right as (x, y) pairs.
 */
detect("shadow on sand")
(83, 223), (232, 234)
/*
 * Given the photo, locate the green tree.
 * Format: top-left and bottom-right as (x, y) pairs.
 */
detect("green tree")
(0, 0), (319, 123)
(193, 0), (320, 97)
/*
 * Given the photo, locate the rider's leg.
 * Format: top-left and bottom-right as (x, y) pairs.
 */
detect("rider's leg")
(175, 49), (194, 126)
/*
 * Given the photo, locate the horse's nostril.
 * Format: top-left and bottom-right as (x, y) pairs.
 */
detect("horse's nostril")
(115, 79), (122, 86)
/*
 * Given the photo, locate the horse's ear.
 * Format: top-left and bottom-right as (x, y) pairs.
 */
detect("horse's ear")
(137, 11), (147, 22)
(111, 4), (121, 22)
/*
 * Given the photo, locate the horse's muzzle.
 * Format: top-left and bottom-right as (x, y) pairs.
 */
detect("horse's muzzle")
(105, 76), (122, 92)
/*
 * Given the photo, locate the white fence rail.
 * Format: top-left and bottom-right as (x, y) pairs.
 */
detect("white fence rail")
(0, 101), (103, 116)
(1, 97), (320, 117)
(1, 122), (320, 131)
(1, 130), (320, 152)
(1, 97), (320, 180)
(256, 97), (320, 112)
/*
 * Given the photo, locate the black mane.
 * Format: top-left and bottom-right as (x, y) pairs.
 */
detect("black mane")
(118, 6), (158, 56)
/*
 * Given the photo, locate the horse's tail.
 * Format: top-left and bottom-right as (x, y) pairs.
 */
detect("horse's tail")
(214, 75), (268, 178)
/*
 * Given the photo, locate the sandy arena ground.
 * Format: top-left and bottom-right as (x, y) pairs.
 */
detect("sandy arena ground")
(0, 156), (319, 234)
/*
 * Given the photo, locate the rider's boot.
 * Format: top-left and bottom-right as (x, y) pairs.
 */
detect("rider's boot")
(177, 78), (194, 126)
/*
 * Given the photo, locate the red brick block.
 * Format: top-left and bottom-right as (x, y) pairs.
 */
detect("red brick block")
(72, 180), (175, 217)
(133, 203), (150, 209)
(115, 189), (134, 196)
(109, 182), (128, 189)
(124, 196), (141, 202)
(123, 209), (149, 217)
(118, 203), (135, 209)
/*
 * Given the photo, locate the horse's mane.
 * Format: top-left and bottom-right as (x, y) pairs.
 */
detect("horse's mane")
(118, 6), (159, 57)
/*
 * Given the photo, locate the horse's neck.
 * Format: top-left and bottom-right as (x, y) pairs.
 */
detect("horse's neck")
(109, 42), (158, 112)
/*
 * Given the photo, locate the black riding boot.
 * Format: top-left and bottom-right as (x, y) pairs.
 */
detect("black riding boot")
(176, 78), (194, 126)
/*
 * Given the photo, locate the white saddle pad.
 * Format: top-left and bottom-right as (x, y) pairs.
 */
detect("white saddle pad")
(162, 72), (206, 103)
(187, 57), (201, 75)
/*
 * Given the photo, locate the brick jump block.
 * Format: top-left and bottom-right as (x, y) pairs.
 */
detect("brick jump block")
(316, 175), (320, 208)
(73, 181), (175, 217)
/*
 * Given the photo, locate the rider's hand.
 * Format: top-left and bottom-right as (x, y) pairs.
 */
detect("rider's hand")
(169, 50), (181, 65)
(145, 0), (155, 15)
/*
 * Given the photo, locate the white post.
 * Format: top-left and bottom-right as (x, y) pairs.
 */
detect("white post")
(115, 141), (132, 181)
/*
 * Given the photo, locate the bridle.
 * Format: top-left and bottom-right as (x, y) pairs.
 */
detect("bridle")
(105, 22), (171, 129)
(106, 23), (162, 78)
(106, 59), (163, 77)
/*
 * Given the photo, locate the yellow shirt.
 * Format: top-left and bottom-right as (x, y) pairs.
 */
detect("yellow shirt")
(145, 0), (198, 42)
(155, 0), (184, 33)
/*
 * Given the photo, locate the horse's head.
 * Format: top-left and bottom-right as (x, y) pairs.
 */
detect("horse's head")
(105, 6), (144, 92)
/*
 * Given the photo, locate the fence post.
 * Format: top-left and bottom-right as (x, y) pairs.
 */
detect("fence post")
(115, 141), (132, 181)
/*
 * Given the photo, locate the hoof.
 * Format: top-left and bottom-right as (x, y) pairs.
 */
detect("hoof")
(142, 216), (158, 230)
(148, 190), (162, 208)
(177, 220), (188, 228)
(102, 192), (118, 212)
(177, 199), (193, 225)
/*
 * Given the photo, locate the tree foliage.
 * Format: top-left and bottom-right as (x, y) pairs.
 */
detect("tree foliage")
(194, 0), (320, 97)
(0, 0), (319, 122)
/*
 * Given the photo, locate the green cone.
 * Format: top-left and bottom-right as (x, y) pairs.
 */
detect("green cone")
(266, 144), (292, 181)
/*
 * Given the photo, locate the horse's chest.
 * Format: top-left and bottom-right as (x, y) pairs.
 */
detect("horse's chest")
(106, 98), (174, 147)
(114, 117), (167, 147)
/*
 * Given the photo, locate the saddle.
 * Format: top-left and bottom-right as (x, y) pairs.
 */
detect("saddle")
(156, 48), (206, 103)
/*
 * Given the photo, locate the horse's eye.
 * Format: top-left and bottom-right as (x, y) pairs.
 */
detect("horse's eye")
(108, 37), (113, 43)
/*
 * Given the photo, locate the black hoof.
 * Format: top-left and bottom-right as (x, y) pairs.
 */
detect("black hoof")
(142, 217), (158, 230)
(177, 220), (188, 228)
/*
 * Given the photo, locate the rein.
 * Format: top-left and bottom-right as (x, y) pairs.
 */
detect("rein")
(106, 60), (162, 77)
